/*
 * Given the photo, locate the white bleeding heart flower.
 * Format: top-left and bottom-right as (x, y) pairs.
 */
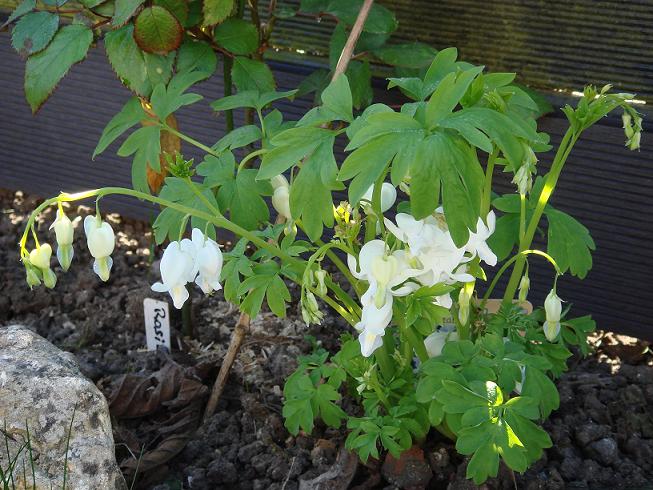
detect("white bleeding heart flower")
(385, 212), (471, 286)
(29, 243), (52, 270)
(354, 283), (394, 357)
(29, 244), (57, 289)
(50, 209), (74, 271)
(84, 215), (115, 282)
(151, 239), (196, 309)
(424, 326), (459, 358)
(348, 240), (419, 308)
(190, 228), (223, 295)
(544, 289), (563, 341)
(464, 212), (497, 267)
(362, 183), (397, 213)
(518, 274), (530, 302)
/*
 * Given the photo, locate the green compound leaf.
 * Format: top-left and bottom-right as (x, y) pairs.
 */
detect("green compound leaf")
(112, 0), (145, 26)
(214, 17), (258, 55)
(202, 0), (234, 26)
(320, 74), (353, 122)
(11, 11), (58, 57)
(134, 6), (183, 54)
(24, 24), (93, 113)
(289, 136), (343, 241)
(153, 177), (219, 243)
(231, 56), (275, 93)
(93, 96), (147, 158)
(545, 207), (595, 279)
(117, 125), (161, 193)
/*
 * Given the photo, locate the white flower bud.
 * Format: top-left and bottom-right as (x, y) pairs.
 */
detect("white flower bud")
(50, 209), (74, 246)
(518, 274), (530, 303)
(272, 185), (292, 221)
(29, 244), (52, 271)
(84, 215), (115, 281)
(362, 183), (397, 213)
(544, 289), (562, 341)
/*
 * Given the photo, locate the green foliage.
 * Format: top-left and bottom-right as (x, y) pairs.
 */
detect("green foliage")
(11, 11), (58, 57)
(214, 18), (258, 55)
(231, 56), (275, 93)
(283, 349), (347, 434)
(490, 179), (596, 278)
(202, 0), (233, 26)
(24, 24), (93, 113)
(112, 0), (145, 26)
(133, 6), (183, 54)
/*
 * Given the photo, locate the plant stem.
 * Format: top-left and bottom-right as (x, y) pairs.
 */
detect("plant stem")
(374, 335), (395, 382)
(20, 188), (300, 268)
(519, 193), (526, 242)
(481, 146), (498, 216)
(332, 0), (374, 79)
(223, 56), (234, 132)
(160, 123), (220, 158)
(501, 129), (577, 304)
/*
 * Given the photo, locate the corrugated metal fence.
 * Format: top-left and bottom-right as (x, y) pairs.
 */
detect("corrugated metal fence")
(0, 1), (652, 339)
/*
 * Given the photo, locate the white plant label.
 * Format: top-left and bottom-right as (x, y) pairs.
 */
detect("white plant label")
(144, 298), (171, 351)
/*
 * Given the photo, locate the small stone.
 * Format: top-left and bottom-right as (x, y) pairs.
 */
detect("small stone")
(575, 423), (610, 447)
(239, 440), (265, 462)
(206, 456), (238, 484)
(588, 437), (619, 466)
(310, 438), (337, 467)
(382, 446), (432, 489)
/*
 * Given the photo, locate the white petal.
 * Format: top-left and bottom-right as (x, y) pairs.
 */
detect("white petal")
(170, 284), (190, 309)
(358, 330), (384, 357)
(151, 282), (169, 292)
(357, 240), (387, 277)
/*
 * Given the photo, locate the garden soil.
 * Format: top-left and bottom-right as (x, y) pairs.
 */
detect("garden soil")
(1, 189), (652, 490)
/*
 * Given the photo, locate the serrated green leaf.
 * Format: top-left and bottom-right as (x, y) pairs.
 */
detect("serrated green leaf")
(214, 17), (258, 55)
(232, 56), (275, 93)
(12, 12), (58, 57)
(202, 0), (234, 26)
(134, 6), (183, 54)
(176, 39), (217, 78)
(3, 0), (36, 28)
(104, 24), (153, 96)
(112, 0), (145, 26)
(24, 24), (93, 113)
(154, 0), (188, 25)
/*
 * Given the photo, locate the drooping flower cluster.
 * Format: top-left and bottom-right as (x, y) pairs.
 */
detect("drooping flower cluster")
(349, 195), (498, 357)
(24, 209), (117, 289)
(151, 228), (224, 309)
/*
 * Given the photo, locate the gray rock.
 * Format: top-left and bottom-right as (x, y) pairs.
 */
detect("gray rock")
(588, 437), (619, 466)
(0, 325), (126, 490)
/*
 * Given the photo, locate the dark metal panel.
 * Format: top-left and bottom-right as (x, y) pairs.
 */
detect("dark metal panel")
(0, 32), (651, 339)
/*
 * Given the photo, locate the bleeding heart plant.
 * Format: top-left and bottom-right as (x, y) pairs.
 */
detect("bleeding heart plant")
(10, 0), (643, 482)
